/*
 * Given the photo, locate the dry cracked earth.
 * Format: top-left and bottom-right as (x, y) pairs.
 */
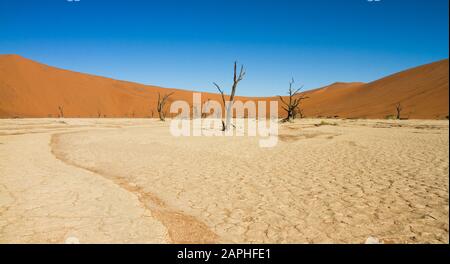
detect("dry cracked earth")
(0, 118), (448, 243)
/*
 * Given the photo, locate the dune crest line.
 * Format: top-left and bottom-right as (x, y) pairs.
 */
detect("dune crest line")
(49, 132), (219, 244)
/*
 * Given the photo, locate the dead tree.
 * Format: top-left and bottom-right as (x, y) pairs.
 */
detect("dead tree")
(396, 102), (402, 120)
(192, 104), (201, 119)
(157, 92), (174, 121)
(58, 105), (64, 118)
(279, 79), (308, 122)
(294, 106), (305, 119)
(214, 61), (246, 131)
(201, 99), (211, 118)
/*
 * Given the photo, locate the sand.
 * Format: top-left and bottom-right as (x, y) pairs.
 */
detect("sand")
(301, 59), (449, 119)
(0, 55), (448, 119)
(0, 118), (448, 244)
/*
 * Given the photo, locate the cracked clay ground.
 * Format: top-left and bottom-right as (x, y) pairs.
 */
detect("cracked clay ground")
(0, 118), (448, 243)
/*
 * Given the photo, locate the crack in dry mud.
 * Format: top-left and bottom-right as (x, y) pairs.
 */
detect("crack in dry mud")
(50, 132), (219, 244)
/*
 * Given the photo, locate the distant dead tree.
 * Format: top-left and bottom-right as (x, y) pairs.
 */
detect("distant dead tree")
(294, 106), (305, 119)
(214, 61), (246, 131)
(157, 92), (174, 121)
(396, 102), (402, 120)
(97, 109), (102, 118)
(201, 99), (211, 118)
(192, 104), (200, 119)
(58, 105), (64, 118)
(279, 78), (308, 122)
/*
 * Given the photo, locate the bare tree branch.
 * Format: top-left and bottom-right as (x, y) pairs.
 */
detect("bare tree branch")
(58, 105), (64, 118)
(214, 82), (226, 107)
(214, 61), (245, 131)
(278, 95), (289, 106)
(396, 102), (402, 120)
(157, 92), (174, 121)
(280, 79), (308, 122)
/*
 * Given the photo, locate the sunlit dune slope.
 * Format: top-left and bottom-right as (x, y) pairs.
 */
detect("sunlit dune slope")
(0, 55), (448, 119)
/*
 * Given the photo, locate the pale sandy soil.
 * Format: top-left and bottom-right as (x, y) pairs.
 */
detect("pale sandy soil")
(0, 118), (448, 243)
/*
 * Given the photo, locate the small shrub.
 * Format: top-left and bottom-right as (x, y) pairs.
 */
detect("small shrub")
(385, 115), (396, 120)
(315, 121), (338, 127)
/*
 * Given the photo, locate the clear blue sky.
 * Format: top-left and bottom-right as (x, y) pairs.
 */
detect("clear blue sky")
(0, 0), (448, 96)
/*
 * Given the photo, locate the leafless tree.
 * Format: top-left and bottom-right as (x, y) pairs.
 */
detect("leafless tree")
(201, 99), (211, 118)
(279, 79), (308, 122)
(396, 102), (402, 120)
(214, 61), (246, 131)
(58, 105), (64, 118)
(192, 103), (200, 119)
(294, 106), (305, 119)
(157, 92), (174, 121)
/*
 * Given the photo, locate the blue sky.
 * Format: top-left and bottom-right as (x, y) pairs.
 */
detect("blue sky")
(0, 0), (448, 96)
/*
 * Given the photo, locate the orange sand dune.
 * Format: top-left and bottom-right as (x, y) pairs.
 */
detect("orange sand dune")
(301, 59), (449, 119)
(0, 55), (448, 119)
(0, 55), (210, 118)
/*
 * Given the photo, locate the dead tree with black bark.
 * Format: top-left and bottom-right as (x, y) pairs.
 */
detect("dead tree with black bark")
(157, 92), (174, 121)
(58, 105), (64, 118)
(396, 102), (402, 120)
(279, 79), (308, 122)
(201, 99), (211, 119)
(214, 61), (246, 131)
(294, 106), (305, 119)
